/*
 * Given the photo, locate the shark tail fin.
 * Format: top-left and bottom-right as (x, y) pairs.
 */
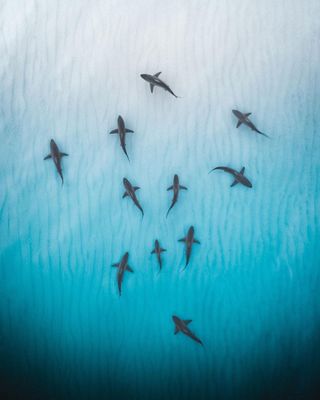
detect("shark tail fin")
(258, 130), (270, 138)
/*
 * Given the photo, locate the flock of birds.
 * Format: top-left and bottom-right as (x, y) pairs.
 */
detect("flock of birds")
(43, 72), (269, 346)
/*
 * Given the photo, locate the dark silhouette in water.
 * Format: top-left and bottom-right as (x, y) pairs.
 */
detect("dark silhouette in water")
(112, 252), (133, 296)
(178, 226), (200, 268)
(166, 174), (188, 217)
(140, 72), (178, 98)
(172, 315), (203, 345)
(232, 109), (269, 138)
(109, 115), (134, 161)
(151, 240), (166, 271)
(122, 178), (144, 216)
(209, 166), (252, 188)
(43, 139), (68, 184)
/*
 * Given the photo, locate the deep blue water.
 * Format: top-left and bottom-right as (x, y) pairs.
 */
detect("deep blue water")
(1, 1), (320, 399)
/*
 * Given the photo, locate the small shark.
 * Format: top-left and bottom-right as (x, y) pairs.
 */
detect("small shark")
(112, 252), (133, 296)
(232, 109), (269, 138)
(166, 174), (188, 217)
(151, 240), (166, 271)
(178, 226), (200, 268)
(140, 72), (178, 98)
(122, 178), (144, 216)
(109, 115), (134, 161)
(44, 139), (68, 184)
(172, 315), (203, 345)
(209, 166), (252, 188)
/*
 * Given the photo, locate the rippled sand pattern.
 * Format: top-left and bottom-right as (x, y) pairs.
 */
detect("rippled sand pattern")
(0, 1), (320, 399)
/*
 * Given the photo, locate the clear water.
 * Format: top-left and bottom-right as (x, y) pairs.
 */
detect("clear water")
(1, 1), (320, 399)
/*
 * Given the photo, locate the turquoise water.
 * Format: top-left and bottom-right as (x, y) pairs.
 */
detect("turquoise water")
(1, 1), (320, 399)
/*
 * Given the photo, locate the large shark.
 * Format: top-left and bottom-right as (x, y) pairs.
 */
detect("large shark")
(109, 115), (134, 161)
(166, 174), (188, 217)
(122, 178), (144, 216)
(209, 166), (252, 188)
(112, 252), (133, 296)
(172, 315), (203, 345)
(140, 72), (178, 98)
(232, 109), (269, 138)
(178, 226), (200, 268)
(43, 139), (68, 184)
(151, 239), (166, 271)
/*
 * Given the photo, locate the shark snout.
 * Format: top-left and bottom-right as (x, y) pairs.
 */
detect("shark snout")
(140, 74), (151, 82)
(172, 315), (179, 323)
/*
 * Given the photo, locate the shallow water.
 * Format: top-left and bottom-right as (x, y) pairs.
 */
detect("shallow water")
(0, 1), (320, 399)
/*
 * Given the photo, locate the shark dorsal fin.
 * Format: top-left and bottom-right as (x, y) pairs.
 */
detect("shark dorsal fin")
(154, 72), (161, 77)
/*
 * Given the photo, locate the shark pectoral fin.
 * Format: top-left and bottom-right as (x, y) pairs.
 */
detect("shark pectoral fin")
(179, 185), (188, 190)
(112, 263), (119, 268)
(154, 72), (161, 77)
(109, 129), (118, 134)
(151, 249), (155, 254)
(184, 320), (192, 325)
(44, 154), (51, 160)
(60, 152), (68, 157)
(134, 186), (140, 191)
(122, 192), (128, 198)
(167, 185), (173, 191)
(150, 83), (155, 93)
(236, 121), (242, 128)
(194, 239), (200, 244)
(126, 265), (134, 273)
(160, 248), (167, 252)
(178, 238), (186, 243)
(230, 179), (239, 188)
(239, 167), (245, 175)
(125, 129), (134, 133)
(174, 326), (180, 335)
(245, 113), (252, 117)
